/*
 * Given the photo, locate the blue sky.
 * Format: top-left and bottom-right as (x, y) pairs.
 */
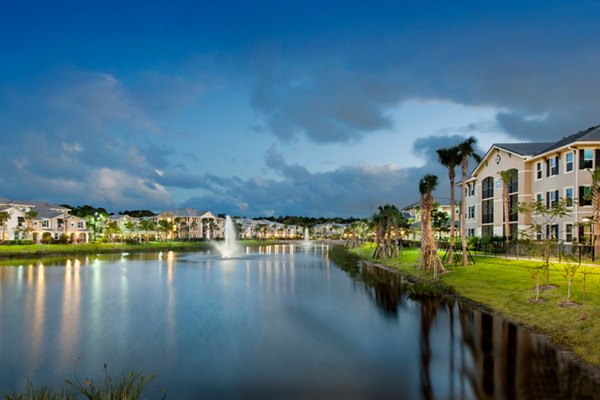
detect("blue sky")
(2, 1), (600, 216)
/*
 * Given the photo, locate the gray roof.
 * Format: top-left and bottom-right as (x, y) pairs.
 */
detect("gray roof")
(536, 125), (600, 154)
(162, 208), (210, 217)
(494, 142), (554, 156)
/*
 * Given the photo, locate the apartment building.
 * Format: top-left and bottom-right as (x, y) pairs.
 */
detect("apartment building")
(151, 209), (222, 240)
(0, 198), (89, 243)
(463, 125), (600, 242)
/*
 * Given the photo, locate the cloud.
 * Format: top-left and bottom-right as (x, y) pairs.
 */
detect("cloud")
(245, 8), (600, 145)
(250, 56), (406, 143)
(178, 142), (456, 217)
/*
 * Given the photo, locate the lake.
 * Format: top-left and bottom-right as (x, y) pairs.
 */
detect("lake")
(0, 245), (598, 399)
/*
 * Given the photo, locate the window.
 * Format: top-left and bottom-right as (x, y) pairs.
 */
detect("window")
(536, 193), (543, 204)
(71, 222), (75, 228)
(566, 224), (573, 242)
(482, 177), (494, 199)
(546, 224), (559, 240)
(582, 149), (594, 169)
(34, 221), (38, 226)
(78, 222), (84, 229)
(467, 228), (475, 237)
(468, 206), (475, 219)
(565, 152), (574, 172)
(469, 183), (475, 196)
(482, 225), (493, 238)
(579, 186), (592, 206)
(565, 187), (573, 207)
(536, 162), (542, 180)
(42, 220), (49, 228)
(548, 156), (559, 176)
(546, 190), (559, 208)
(482, 199), (494, 224)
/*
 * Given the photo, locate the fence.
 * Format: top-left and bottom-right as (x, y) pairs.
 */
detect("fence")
(438, 241), (600, 264)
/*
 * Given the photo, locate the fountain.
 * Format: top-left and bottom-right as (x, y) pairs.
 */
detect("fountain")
(213, 216), (240, 258)
(302, 226), (311, 246)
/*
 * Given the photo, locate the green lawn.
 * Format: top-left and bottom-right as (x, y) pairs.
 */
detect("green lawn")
(352, 244), (600, 365)
(0, 241), (212, 258)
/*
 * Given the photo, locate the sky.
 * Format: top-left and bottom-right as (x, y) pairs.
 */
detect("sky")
(1, 0), (600, 217)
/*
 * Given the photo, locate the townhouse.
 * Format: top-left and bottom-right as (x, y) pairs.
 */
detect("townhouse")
(0, 198), (89, 243)
(463, 125), (600, 242)
(151, 208), (222, 240)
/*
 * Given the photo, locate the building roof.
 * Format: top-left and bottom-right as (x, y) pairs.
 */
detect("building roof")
(535, 125), (600, 155)
(161, 208), (210, 217)
(494, 142), (554, 156)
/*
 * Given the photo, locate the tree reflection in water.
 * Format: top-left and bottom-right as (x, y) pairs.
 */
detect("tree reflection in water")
(345, 264), (600, 399)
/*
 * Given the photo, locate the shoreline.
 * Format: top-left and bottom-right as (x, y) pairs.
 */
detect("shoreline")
(330, 244), (600, 381)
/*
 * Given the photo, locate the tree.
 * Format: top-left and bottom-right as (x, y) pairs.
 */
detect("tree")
(431, 208), (449, 240)
(0, 211), (9, 242)
(124, 220), (138, 241)
(518, 198), (570, 290)
(24, 210), (38, 241)
(105, 221), (121, 243)
(372, 205), (406, 259)
(589, 167), (600, 257)
(436, 145), (461, 264)
(418, 174), (445, 277)
(500, 169), (516, 241)
(138, 219), (156, 242)
(457, 137), (482, 266)
(158, 220), (174, 241)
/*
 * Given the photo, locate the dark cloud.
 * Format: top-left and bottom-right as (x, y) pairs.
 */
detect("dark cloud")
(250, 56), (406, 143)
(246, 6), (600, 145)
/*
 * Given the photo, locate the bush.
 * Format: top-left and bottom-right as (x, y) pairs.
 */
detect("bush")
(1, 240), (34, 246)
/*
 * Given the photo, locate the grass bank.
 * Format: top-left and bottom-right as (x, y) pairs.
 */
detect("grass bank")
(0, 241), (212, 259)
(349, 244), (600, 366)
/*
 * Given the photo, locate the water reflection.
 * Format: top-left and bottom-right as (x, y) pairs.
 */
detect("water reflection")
(0, 248), (598, 399)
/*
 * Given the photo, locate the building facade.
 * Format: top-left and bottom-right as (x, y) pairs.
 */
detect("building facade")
(0, 198), (89, 243)
(463, 125), (600, 242)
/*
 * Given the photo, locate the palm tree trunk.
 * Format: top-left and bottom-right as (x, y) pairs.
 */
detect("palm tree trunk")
(448, 174), (455, 264)
(461, 159), (468, 266)
(503, 186), (510, 242)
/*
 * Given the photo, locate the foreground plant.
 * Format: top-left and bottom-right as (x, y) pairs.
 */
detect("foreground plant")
(2, 366), (155, 400)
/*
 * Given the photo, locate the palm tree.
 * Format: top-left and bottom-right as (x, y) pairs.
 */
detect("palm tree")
(124, 220), (138, 241)
(105, 221), (121, 243)
(418, 174), (445, 277)
(436, 145), (461, 264)
(590, 167), (600, 257)
(0, 211), (9, 242)
(158, 220), (175, 241)
(457, 137), (481, 266)
(138, 219), (156, 242)
(499, 169), (514, 242)
(24, 210), (38, 241)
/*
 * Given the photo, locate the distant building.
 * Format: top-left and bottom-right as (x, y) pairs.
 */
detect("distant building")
(0, 198), (89, 243)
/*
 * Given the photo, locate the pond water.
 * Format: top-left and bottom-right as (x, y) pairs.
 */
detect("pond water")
(0, 245), (598, 399)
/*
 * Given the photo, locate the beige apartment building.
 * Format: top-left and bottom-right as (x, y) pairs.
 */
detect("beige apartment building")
(463, 125), (600, 243)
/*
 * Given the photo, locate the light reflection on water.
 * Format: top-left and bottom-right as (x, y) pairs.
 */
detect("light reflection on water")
(0, 247), (598, 399)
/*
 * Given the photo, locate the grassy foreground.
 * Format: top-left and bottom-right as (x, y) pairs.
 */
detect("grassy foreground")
(351, 244), (600, 366)
(0, 241), (212, 259)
